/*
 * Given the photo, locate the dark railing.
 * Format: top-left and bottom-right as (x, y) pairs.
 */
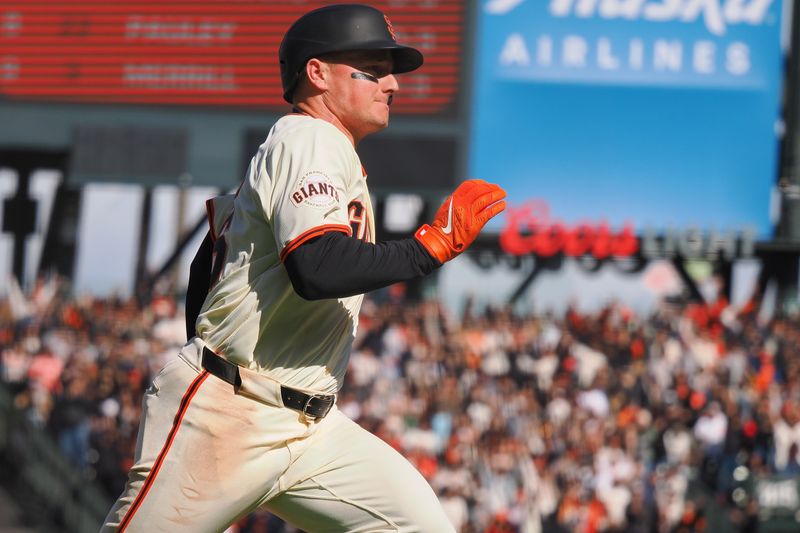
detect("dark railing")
(0, 384), (111, 532)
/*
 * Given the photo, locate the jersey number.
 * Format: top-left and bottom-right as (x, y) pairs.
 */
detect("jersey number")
(348, 200), (368, 241)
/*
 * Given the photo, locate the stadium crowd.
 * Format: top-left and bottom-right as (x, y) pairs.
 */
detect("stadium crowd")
(1, 274), (799, 532)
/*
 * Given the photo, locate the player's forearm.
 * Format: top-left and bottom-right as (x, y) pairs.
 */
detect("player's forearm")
(283, 231), (440, 300)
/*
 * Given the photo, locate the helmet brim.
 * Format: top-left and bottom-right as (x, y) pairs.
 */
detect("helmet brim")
(317, 41), (423, 74)
(387, 44), (425, 74)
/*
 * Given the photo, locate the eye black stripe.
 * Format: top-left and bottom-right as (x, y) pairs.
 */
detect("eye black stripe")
(351, 72), (379, 83)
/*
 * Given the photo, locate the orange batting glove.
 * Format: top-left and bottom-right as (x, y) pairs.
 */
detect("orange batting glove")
(415, 179), (506, 264)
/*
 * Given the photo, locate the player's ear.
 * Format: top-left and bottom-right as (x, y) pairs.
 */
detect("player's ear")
(304, 58), (330, 92)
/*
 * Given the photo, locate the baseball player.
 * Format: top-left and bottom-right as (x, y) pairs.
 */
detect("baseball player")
(102, 4), (505, 532)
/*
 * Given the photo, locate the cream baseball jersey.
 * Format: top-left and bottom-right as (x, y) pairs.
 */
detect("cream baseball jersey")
(195, 114), (375, 395)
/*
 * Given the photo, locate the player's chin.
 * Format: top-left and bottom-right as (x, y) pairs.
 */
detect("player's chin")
(372, 110), (390, 129)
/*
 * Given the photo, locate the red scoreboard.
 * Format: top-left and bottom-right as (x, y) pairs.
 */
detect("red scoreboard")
(0, 0), (464, 114)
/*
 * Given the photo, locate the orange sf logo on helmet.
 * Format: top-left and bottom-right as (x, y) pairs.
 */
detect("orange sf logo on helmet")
(384, 15), (397, 41)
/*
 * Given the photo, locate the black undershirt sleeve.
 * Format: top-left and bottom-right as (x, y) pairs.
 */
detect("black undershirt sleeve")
(185, 231), (213, 339)
(283, 231), (441, 300)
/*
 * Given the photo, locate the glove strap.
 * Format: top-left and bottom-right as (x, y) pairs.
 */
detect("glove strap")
(415, 224), (455, 264)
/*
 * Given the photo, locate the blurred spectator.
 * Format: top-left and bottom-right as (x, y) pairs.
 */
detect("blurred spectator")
(773, 402), (800, 472)
(49, 374), (93, 468)
(694, 402), (728, 458)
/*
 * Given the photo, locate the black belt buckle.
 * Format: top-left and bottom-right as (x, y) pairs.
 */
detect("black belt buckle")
(303, 394), (334, 420)
(281, 386), (334, 419)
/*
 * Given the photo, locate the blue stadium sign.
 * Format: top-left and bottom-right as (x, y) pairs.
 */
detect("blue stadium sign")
(470, 0), (787, 239)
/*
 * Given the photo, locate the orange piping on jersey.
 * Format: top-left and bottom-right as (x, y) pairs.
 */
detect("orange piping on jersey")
(117, 371), (210, 532)
(279, 224), (352, 262)
(205, 199), (217, 242)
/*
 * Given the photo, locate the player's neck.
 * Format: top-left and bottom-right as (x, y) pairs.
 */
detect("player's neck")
(292, 100), (358, 147)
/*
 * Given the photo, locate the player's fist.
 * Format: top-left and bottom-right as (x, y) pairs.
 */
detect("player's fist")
(415, 179), (506, 264)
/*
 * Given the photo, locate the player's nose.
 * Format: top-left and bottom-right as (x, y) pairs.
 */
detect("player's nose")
(382, 73), (399, 94)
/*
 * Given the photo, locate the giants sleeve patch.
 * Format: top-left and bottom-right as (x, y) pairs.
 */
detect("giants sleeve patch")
(290, 172), (341, 208)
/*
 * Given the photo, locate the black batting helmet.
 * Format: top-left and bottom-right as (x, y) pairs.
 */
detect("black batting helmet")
(279, 4), (424, 103)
